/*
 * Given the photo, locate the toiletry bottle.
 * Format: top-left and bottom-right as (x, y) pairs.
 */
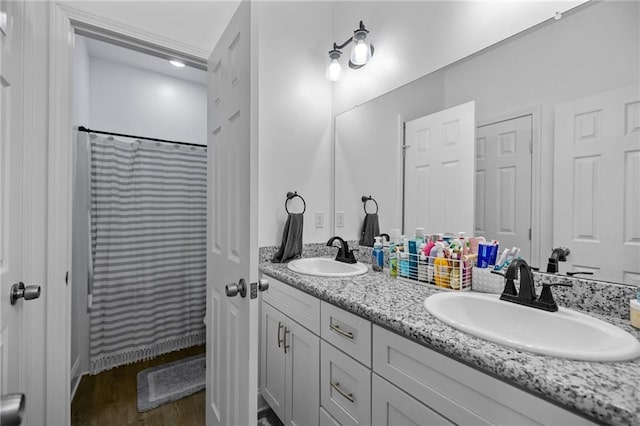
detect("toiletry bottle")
(418, 246), (428, 282)
(450, 252), (461, 289)
(389, 242), (398, 277)
(372, 236), (384, 272)
(408, 238), (418, 280)
(428, 241), (440, 265)
(424, 236), (436, 265)
(399, 252), (409, 278)
(434, 248), (451, 288)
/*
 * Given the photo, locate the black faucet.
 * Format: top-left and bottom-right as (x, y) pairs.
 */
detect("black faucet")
(496, 258), (572, 312)
(546, 247), (570, 273)
(326, 236), (357, 264)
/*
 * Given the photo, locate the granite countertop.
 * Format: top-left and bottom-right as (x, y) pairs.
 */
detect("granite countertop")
(259, 247), (640, 426)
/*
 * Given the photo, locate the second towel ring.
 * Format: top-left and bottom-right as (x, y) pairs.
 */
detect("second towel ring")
(361, 195), (379, 215)
(285, 191), (306, 214)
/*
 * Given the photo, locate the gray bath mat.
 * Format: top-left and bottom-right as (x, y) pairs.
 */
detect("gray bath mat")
(137, 353), (205, 412)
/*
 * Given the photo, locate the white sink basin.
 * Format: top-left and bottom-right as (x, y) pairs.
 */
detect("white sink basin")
(287, 257), (368, 277)
(424, 292), (640, 362)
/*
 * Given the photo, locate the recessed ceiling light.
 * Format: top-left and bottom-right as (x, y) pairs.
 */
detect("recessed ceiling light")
(169, 60), (186, 68)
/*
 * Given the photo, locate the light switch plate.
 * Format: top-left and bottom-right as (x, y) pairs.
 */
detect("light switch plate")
(336, 211), (344, 228)
(315, 211), (324, 228)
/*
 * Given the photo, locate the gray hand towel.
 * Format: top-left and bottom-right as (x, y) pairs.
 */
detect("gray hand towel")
(272, 213), (304, 263)
(359, 213), (380, 247)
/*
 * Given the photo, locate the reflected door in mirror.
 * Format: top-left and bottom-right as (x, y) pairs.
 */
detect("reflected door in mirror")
(404, 101), (475, 237)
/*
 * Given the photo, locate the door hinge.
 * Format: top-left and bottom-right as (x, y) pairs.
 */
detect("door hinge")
(65, 271), (69, 285)
(529, 228), (532, 241)
(529, 140), (533, 153)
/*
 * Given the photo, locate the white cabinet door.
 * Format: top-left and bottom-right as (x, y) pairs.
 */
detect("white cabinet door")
(372, 373), (454, 426)
(285, 317), (319, 426)
(554, 86), (640, 283)
(404, 101), (476, 236)
(206, 2), (258, 425)
(261, 302), (287, 422)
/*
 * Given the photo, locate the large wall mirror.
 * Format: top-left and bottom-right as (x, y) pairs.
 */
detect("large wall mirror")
(334, 1), (639, 285)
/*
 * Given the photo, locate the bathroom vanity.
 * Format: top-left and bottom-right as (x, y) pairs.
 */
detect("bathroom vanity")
(259, 248), (640, 426)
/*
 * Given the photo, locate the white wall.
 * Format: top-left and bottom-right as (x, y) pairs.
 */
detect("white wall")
(89, 56), (207, 144)
(331, 0), (587, 114)
(257, 1), (334, 247)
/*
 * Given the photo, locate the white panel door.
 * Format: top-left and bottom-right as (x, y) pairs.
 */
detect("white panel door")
(1, 0), (26, 411)
(404, 101), (475, 237)
(206, 2), (259, 425)
(476, 115), (532, 260)
(554, 86), (640, 283)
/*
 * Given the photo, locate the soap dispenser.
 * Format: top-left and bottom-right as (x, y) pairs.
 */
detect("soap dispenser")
(372, 236), (384, 272)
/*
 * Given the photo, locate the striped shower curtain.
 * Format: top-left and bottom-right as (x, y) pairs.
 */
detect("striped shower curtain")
(88, 133), (207, 374)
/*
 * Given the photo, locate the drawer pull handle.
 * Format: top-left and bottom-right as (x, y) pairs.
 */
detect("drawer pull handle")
(277, 322), (284, 348)
(330, 323), (354, 340)
(284, 327), (290, 354)
(330, 381), (354, 403)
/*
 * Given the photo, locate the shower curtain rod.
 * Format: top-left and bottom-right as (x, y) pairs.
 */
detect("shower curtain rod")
(78, 126), (205, 148)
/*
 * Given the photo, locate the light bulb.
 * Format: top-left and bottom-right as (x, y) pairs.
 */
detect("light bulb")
(169, 60), (186, 68)
(326, 58), (342, 82)
(350, 38), (371, 66)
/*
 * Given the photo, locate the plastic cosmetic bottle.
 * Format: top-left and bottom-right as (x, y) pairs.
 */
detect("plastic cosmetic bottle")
(450, 252), (461, 289)
(399, 252), (410, 278)
(434, 248), (451, 288)
(389, 242), (398, 277)
(371, 236), (384, 272)
(418, 251), (428, 282)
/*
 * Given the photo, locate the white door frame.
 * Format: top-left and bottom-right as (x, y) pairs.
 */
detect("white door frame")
(46, 3), (208, 423)
(476, 106), (543, 269)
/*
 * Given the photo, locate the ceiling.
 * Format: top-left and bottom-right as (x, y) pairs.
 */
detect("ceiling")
(82, 35), (208, 85)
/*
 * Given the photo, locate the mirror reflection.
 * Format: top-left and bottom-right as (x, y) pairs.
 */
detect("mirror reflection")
(334, 1), (639, 284)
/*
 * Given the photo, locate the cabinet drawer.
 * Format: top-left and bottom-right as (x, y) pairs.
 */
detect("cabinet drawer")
(321, 341), (371, 426)
(261, 274), (320, 334)
(372, 373), (454, 426)
(321, 302), (371, 367)
(319, 406), (341, 426)
(372, 325), (595, 425)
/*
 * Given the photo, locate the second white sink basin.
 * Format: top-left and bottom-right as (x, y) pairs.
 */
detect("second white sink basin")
(287, 257), (368, 277)
(424, 292), (640, 362)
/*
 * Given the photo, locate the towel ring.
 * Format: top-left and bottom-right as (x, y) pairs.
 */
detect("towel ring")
(361, 195), (379, 215)
(285, 191), (306, 214)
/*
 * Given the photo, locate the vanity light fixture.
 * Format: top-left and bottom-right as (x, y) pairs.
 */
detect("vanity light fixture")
(169, 59), (186, 68)
(325, 20), (374, 82)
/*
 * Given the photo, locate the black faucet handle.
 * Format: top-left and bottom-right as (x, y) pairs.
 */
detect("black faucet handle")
(537, 282), (573, 312)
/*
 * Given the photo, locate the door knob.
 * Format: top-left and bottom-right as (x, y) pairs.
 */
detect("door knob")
(257, 279), (269, 292)
(225, 279), (247, 298)
(10, 282), (41, 306)
(1, 393), (25, 426)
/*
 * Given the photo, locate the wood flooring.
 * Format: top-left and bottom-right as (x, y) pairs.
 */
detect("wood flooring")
(71, 345), (206, 426)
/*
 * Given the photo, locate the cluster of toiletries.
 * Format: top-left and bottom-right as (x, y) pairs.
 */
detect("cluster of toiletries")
(375, 229), (478, 290)
(476, 240), (521, 271)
